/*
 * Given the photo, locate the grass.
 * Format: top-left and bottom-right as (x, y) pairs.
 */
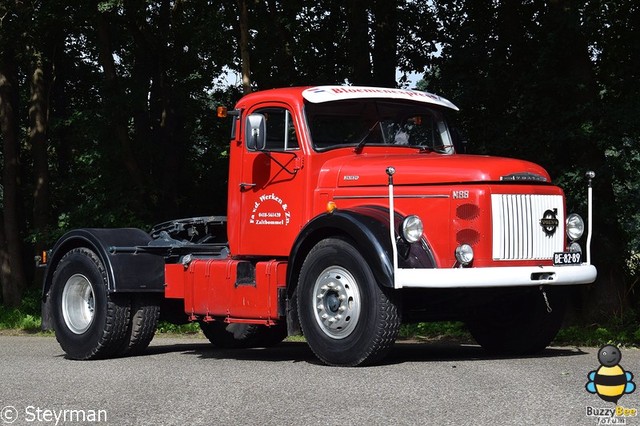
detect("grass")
(399, 321), (472, 342)
(0, 290), (43, 333)
(156, 321), (201, 334)
(2, 290), (640, 347)
(554, 316), (640, 347)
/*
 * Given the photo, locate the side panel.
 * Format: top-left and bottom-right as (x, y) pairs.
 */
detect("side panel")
(184, 259), (286, 321)
(230, 261), (286, 319)
(164, 263), (185, 299)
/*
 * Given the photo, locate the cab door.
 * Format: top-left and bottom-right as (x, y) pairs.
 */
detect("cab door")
(235, 105), (305, 256)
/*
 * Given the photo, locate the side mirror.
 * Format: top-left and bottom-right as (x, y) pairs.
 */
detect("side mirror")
(245, 113), (266, 150)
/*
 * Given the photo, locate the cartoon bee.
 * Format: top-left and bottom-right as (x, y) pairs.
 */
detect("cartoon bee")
(586, 345), (636, 403)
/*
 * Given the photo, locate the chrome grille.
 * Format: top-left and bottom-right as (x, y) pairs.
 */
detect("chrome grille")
(491, 194), (564, 260)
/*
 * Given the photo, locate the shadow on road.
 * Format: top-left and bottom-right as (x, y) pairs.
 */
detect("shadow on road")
(142, 339), (589, 366)
(384, 340), (588, 364)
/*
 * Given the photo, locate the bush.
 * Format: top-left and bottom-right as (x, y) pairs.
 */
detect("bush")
(399, 321), (471, 341)
(0, 289), (42, 332)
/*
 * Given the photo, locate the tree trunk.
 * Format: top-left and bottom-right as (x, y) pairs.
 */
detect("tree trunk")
(0, 49), (27, 307)
(0, 216), (12, 305)
(29, 57), (51, 249)
(371, 0), (398, 87)
(95, 11), (147, 191)
(546, 0), (629, 321)
(238, 0), (252, 94)
(347, 0), (372, 85)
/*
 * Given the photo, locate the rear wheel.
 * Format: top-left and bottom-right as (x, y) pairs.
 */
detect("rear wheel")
(118, 295), (160, 356)
(297, 238), (401, 366)
(466, 287), (567, 355)
(51, 248), (130, 360)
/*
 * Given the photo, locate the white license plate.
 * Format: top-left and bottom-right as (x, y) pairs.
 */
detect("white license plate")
(553, 252), (582, 265)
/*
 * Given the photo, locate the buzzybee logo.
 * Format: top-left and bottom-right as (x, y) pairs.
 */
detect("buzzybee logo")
(586, 345), (635, 403)
(585, 345), (637, 425)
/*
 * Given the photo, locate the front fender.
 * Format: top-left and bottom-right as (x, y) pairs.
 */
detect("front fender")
(287, 206), (436, 292)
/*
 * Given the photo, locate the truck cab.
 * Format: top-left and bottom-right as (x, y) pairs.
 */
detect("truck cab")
(41, 86), (597, 366)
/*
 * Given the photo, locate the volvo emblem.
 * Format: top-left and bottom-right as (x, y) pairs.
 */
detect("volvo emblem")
(540, 208), (559, 236)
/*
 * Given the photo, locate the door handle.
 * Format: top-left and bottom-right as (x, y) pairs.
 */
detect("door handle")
(239, 182), (256, 190)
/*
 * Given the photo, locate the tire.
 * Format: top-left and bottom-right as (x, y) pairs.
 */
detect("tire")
(199, 322), (287, 349)
(50, 248), (130, 360)
(118, 295), (160, 356)
(297, 238), (401, 366)
(466, 287), (567, 355)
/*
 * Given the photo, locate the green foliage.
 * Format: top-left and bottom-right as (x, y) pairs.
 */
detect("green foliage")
(1, 0), (639, 329)
(0, 289), (42, 332)
(425, 0), (640, 317)
(399, 321), (470, 341)
(155, 321), (201, 335)
(555, 311), (640, 348)
(402, 319), (640, 348)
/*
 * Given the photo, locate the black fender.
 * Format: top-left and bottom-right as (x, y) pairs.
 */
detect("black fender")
(287, 205), (436, 293)
(41, 228), (165, 329)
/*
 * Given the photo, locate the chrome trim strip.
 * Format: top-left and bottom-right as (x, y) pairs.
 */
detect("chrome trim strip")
(334, 195), (449, 200)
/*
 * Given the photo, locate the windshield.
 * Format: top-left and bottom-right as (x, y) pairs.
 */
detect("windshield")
(305, 99), (455, 154)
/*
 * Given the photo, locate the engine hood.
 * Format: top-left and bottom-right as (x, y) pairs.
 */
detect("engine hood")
(318, 153), (551, 188)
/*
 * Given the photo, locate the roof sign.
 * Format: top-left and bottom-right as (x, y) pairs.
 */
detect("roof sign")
(302, 86), (459, 111)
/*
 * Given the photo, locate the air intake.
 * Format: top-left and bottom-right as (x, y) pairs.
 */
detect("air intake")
(491, 194), (564, 260)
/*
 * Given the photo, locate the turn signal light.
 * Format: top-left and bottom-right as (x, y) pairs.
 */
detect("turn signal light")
(217, 106), (228, 118)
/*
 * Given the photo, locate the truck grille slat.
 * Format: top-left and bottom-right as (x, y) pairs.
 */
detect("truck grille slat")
(491, 194), (564, 260)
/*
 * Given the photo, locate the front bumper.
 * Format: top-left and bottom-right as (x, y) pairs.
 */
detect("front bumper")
(395, 263), (597, 289)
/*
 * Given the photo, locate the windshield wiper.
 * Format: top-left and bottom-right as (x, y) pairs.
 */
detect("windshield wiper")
(354, 121), (380, 153)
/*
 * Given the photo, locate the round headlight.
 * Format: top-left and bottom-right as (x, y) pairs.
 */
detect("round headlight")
(569, 242), (582, 254)
(566, 213), (584, 241)
(455, 244), (474, 266)
(401, 215), (423, 243)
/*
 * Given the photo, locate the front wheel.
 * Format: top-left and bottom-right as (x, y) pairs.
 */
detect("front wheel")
(297, 238), (401, 366)
(50, 248), (130, 360)
(466, 287), (568, 355)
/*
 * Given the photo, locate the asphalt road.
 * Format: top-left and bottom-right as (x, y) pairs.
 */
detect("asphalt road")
(0, 335), (638, 426)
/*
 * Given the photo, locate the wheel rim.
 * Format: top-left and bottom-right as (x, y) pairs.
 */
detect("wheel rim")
(62, 274), (96, 334)
(312, 266), (361, 339)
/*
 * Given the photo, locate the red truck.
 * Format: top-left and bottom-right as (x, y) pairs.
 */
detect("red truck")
(40, 86), (597, 366)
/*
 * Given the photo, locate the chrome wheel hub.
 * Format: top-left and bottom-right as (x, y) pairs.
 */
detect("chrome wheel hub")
(62, 274), (95, 334)
(312, 266), (361, 339)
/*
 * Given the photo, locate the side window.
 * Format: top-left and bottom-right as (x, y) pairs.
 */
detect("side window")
(254, 107), (299, 151)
